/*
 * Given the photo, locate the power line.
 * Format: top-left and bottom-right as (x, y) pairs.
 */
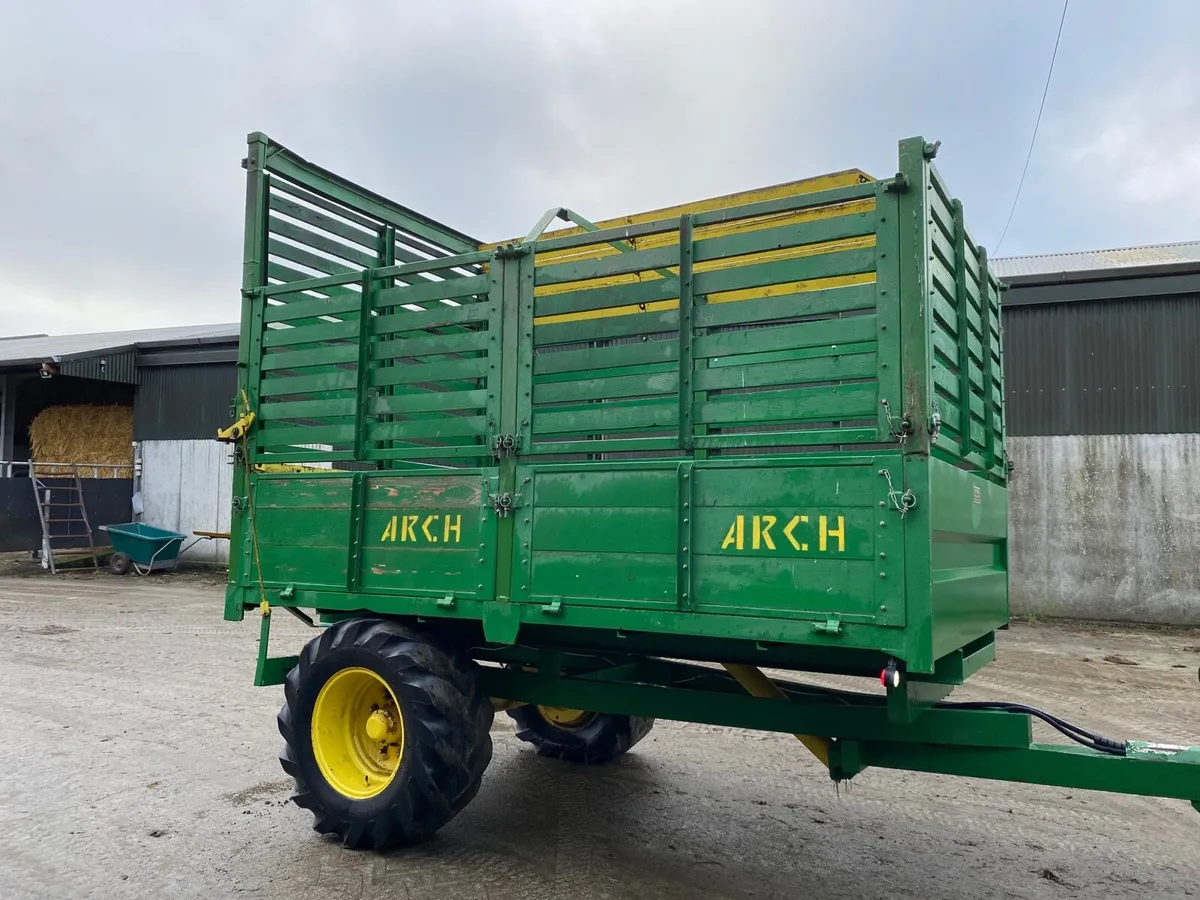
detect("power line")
(993, 0), (1069, 256)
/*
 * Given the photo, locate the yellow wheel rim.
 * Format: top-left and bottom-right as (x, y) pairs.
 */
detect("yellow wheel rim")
(311, 667), (404, 800)
(537, 705), (596, 730)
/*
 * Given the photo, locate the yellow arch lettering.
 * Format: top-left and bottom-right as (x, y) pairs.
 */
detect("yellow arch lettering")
(380, 515), (398, 543)
(400, 515), (419, 542)
(721, 516), (745, 550)
(783, 515), (808, 551)
(819, 515), (845, 553)
(421, 515), (438, 543)
(753, 515), (777, 551)
(443, 514), (462, 543)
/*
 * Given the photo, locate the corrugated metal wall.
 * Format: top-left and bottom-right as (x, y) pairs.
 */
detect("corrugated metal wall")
(140, 439), (232, 562)
(59, 350), (138, 383)
(134, 364), (237, 441)
(1003, 295), (1200, 435)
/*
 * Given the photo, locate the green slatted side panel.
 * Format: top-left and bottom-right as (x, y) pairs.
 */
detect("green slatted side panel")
(925, 165), (1006, 480)
(365, 272), (497, 462)
(251, 167), (490, 467)
(530, 242), (683, 456)
(526, 194), (885, 458)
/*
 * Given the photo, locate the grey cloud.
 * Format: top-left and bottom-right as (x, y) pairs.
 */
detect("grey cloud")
(1, 0), (1197, 333)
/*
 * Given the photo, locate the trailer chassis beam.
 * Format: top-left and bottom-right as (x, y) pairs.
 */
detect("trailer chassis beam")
(478, 660), (1200, 808)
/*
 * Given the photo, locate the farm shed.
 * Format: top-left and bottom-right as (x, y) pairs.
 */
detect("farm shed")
(0, 324), (238, 562)
(994, 241), (1200, 624)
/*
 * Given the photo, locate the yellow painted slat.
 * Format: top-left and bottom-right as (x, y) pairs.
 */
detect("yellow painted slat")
(494, 167), (881, 328)
(530, 197), (878, 275)
(480, 168), (873, 252)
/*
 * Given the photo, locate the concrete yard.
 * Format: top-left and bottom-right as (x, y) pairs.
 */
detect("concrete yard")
(1, 575), (1198, 900)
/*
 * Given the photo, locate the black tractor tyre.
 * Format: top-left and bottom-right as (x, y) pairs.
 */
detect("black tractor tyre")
(108, 552), (131, 576)
(278, 617), (493, 851)
(507, 705), (655, 764)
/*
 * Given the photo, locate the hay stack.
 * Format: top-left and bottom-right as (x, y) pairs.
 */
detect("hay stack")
(29, 405), (134, 479)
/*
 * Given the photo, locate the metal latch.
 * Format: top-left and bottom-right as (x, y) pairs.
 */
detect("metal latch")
(488, 492), (521, 517)
(812, 616), (842, 636)
(881, 399), (913, 444)
(879, 468), (917, 518)
(491, 433), (521, 458)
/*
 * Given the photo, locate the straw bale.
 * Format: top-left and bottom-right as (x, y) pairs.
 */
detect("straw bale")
(29, 405), (134, 479)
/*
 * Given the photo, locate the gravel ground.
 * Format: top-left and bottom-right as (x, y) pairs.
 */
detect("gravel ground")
(1, 574), (1198, 900)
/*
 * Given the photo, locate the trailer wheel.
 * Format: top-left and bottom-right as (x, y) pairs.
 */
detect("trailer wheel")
(507, 704), (654, 764)
(278, 618), (493, 851)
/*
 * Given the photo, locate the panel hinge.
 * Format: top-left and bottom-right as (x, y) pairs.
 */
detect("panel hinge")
(488, 491), (522, 518)
(231, 496), (248, 517)
(490, 433), (522, 458)
(886, 173), (909, 193)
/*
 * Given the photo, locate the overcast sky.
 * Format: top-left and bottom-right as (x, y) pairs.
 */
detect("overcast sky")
(2, 0), (1198, 335)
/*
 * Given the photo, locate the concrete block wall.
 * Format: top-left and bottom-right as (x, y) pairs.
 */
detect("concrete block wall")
(1008, 434), (1200, 624)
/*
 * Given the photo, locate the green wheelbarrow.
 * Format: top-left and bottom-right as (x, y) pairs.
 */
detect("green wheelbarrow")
(99, 522), (190, 575)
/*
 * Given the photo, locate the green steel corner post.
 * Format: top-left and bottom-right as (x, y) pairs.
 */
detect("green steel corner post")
(895, 136), (934, 454)
(227, 133), (271, 617)
(896, 137), (936, 673)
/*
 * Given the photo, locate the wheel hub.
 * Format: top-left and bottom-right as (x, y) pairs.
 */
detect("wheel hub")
(537, 705), (597, 730)
(311, 667), (405, 799)
(365, 709), (396, 742)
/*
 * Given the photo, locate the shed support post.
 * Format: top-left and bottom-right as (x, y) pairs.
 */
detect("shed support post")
(0, 374), (15, 469)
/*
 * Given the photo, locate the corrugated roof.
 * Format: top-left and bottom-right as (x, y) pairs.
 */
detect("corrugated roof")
(0, 322), (239, 368)
(993, 241), (1200, 279)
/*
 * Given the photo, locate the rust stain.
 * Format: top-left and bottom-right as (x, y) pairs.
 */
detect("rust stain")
(367, 476), (484, 509)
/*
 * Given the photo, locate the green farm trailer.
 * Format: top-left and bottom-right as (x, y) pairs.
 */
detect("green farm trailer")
(223, 132), (1200, 850)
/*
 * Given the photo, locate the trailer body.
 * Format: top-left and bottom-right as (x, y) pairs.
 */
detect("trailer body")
(228, 135), (1006, 683)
